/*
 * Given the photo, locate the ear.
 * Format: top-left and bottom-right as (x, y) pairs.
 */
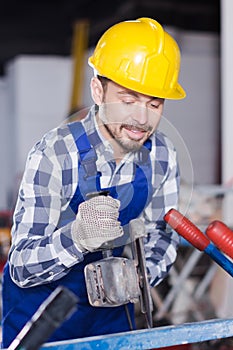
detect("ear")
(90, 77), (104, 105)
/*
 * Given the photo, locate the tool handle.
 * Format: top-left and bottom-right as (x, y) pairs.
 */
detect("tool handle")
(206, 220), (233, 259)
(164, 209), (233, 277)
(86, 190), (109, 199)
(164, 208), (210, 251)
(204, 243), (233, 276)
(8, 286), (78, 350)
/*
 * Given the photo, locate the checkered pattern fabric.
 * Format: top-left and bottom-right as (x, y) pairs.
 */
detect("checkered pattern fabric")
(9, 108), (180, 287)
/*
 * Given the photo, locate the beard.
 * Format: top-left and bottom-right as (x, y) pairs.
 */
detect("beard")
(103, 122), (152, 152)
(98, 101), (157, 152)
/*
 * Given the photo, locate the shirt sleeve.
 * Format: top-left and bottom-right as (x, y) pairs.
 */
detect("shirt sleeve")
(8, 127), (84, 288)
(143, 133), (180, 287)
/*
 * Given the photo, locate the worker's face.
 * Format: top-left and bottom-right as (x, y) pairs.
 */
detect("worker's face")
(91, 77), (164, 152)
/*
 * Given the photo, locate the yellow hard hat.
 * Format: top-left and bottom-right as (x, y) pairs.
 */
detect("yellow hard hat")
(89, 17), (186, 100)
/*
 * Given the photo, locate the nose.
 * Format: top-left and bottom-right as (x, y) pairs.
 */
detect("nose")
(132, 104), (148, 125)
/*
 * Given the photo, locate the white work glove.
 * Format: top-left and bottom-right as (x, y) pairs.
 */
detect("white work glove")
(71, 196), (123, 252)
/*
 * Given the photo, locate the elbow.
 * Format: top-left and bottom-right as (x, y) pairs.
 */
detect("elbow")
(8, 254), (32, 288)
(9, 265), (29, 288)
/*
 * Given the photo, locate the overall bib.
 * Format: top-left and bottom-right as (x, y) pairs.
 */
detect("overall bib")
(2, 122), (153, 347)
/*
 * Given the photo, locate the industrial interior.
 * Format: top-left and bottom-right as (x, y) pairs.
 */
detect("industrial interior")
(1, 0), (233, 349)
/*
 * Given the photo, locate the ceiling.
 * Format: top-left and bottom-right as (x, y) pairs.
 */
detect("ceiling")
(0, 0), (220, 76)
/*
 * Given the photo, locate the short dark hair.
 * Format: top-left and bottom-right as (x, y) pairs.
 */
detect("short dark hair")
(94, 76), (111, 113)
(97, 75), (111, 94)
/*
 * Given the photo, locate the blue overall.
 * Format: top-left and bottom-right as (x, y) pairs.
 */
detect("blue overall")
(2, 122), (153, 347)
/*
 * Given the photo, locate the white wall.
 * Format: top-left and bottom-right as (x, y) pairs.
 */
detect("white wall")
(0, 78), (10, 210)
(221, 0), (233, 184)
(221, 0), (233, 227)
(6, 56), (73, 173)
(164, 31), (220, 186)
(209, 0), (233, 319)
(1, 56), (74, 209)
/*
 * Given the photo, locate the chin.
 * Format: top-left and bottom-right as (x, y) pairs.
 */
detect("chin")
(118, 139), (145, 152)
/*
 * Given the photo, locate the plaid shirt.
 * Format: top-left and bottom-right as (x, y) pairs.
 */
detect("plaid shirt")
(9, 109), (180, 288)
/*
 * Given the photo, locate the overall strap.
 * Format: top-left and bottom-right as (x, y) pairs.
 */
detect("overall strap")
(67, 122), (101, 214)
(67, 121), (153, 222)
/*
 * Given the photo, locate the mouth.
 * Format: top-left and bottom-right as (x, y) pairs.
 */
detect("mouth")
(122, 124), (149, 140)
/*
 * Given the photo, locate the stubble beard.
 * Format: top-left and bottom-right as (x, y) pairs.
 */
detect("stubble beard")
(103, 122), (152, 152)
(99, 102), (154, 152)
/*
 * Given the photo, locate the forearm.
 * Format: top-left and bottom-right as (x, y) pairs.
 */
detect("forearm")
(144, 225), (180, 287)
(9, 221), (84, 287)
(8, 128), (83, 287)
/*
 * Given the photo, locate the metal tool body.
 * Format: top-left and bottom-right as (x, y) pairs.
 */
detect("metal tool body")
(132, 236), (153, 328)
(85, 257), (139, 307)
(84, 191), (153, 327)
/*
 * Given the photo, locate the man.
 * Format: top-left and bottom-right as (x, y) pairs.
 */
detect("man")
(2, 17), (186, 347)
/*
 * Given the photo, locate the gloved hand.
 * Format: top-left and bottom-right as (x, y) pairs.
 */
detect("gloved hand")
(71, 195), (123, 252)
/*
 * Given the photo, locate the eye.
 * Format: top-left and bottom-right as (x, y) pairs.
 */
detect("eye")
(150, 102), (160, 109)
(149, 99), (164, 109)
(123, 101), (133, 105)
(122, 97), (136, 105)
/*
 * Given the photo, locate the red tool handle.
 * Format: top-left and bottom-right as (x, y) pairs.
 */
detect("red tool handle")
(206, 221), (233, 259)
(164, 208), (210, 251)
